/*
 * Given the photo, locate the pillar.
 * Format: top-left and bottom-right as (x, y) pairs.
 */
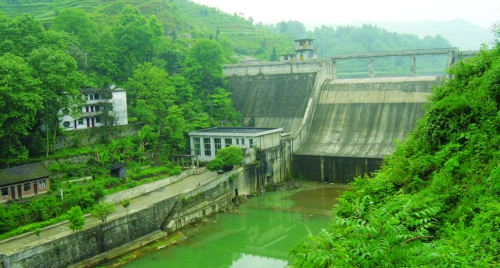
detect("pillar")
(332, 60), (337, 79)
(410, 56), (416, 77)
(320, 156), (325, 182)
(368, 58), (374, 78)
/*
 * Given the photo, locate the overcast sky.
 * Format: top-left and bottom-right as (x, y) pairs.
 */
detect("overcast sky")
(191, 0), (499, 29)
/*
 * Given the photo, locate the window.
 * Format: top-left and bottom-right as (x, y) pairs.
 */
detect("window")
(86, 106), (89, 112)
(78, 118), (84, 125)
(1, 187), (7, 196)
(24, 183), (31, 192)
(242, 139), (245, 145)
(95, 105), (100, 112)
(84, 94), (88, 100)
(90, 94), (94, 100)
(214, 138), (221, 153)
(194, 138), (201, 155)
(96, 116), (101, 123)
(94, 93), (99, 100)
(63, 121), (70, 128)
(40, 180), (46, 188)
(204, 138), (211, 156)
(225, 138), (232, 147)
(249, 139), (253, 146)
(91, 105), (94, 112)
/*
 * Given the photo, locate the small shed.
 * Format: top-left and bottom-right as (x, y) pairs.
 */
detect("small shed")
(107, 163), (127, 178)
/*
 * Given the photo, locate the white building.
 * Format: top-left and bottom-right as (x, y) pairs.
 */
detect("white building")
(59, 86), (128, 131)
(188, 127), (283, 162)
(280, 39), (318, 62)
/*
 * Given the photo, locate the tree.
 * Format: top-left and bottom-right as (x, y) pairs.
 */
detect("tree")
(50, 8), (97, 50)
(0, 53), (42, 167)
(0, 14), (45, 57)
(120, 199), (131, 215)
(207, 147), (242, 171)
(112, 5), (153, 63)
(91, 202), (116, 223)
(183, 39), (226, 97)
(270, 46), (278, 61)
(28, 48), (84, 156)
(67, 206), (85, 232)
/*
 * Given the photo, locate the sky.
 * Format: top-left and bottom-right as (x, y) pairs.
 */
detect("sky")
(191, 0), (499, 29)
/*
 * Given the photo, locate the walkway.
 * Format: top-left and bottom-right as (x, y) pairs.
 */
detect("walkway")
(0, 170), (218, 255)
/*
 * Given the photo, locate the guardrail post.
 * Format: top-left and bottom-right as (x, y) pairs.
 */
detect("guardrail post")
(410, 56), (416, 77)
(368, 58), (374, 78)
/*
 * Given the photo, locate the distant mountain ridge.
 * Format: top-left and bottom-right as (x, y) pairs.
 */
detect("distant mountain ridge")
(305, 19), (495, 51)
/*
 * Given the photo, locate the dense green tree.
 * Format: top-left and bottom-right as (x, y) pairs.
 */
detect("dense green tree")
(207, 146), (242, 171)
(91, 202), (116, 223)
(50, 8), (97, 50)
(183, 39), (226, 97)
(28, 48), (84, 156)
(0, 14), (44, 57)
(270, 46), (278, 61)
(67, 206), (85, 232)
(0, 53), (42, 167)
(112, 5), (153, 63)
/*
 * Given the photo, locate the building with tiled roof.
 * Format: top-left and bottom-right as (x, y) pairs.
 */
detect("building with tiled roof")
(0, 163), (51, 202)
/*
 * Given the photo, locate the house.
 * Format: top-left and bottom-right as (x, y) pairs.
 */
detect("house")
(0, 163), (51, 202)
(188, 127), (283, 162)
(107, 163), (127, 178)
(59, 85), (128, 131)
(280, 39), (318, 62)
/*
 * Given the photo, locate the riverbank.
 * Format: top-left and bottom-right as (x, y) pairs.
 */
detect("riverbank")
(96, 181), (349, 268)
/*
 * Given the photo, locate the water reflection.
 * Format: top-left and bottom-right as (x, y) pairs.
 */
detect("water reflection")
(116, 185), (348, 268)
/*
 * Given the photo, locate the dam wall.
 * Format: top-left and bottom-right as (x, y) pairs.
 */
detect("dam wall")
(294, 76), (444, 182)
(228, 73), (317, 134)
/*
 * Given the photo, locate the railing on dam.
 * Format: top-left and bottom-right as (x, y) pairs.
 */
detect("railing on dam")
(223, 47), (481, 79)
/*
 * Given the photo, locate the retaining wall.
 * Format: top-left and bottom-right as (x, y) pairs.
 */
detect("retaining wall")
(99, 168), (208, 204)
(0, 169), (243, 268)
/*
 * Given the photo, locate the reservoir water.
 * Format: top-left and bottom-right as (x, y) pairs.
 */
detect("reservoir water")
(104, 184), (349, 268)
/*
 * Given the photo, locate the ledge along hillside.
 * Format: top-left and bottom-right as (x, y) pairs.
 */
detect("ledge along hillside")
(290, 42), (500, 267)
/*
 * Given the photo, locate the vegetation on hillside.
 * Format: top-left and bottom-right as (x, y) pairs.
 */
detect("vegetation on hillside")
(290, 40), (500, 267)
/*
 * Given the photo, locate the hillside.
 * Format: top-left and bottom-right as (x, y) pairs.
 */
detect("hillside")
(306, 19), (496, 51)
(0, 0), (296, 60)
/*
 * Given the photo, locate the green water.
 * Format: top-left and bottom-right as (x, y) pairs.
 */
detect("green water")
(114, 185), (347, 268)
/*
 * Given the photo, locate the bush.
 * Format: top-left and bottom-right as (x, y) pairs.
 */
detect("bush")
(207, 147), (242, 171)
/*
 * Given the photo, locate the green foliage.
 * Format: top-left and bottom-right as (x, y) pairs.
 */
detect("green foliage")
(120, 199), (131, 215)
(207, 146), (242, 171)
(91, 202), (116, 223)
(291, 45), (500, 267)
(67, 206), (85, 232)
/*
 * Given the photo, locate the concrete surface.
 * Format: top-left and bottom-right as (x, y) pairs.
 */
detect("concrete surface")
(296, 76), (443, 158)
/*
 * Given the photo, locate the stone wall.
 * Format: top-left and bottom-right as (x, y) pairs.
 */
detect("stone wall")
(99, 168), (208, 204)
(54, 124), (142, 151)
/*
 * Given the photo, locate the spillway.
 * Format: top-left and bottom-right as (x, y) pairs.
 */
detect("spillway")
(294, 76), (444, 182)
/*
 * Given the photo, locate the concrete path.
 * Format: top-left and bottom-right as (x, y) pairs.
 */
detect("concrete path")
(0, 170), (218, 255)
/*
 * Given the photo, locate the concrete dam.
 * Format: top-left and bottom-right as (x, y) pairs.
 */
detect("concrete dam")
(225, 48), (474, 182)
